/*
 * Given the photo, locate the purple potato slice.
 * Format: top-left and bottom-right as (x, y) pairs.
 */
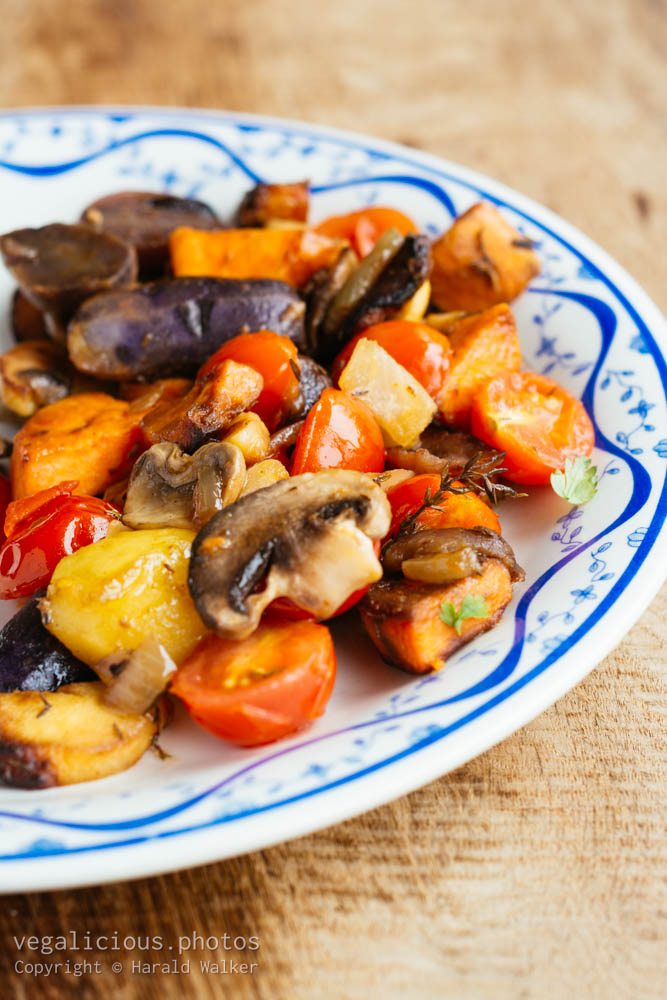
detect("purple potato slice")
(0, 223), (137, 326)
(82, 191), (220, 277)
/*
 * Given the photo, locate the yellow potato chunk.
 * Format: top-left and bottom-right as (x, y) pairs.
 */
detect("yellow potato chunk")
(339, 338), (436, 448)
(0, 683), (169, 788)
(42, 528), (207, 666)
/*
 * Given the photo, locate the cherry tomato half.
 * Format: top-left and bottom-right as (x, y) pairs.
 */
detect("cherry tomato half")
(315, 206), (417, 257)
(470, 371), (595, 485)
(170, 620), (336, 746)
(0, 483), (119, 600)
(386, 473), (501, 537)
(291, 388), (385, 475)
(332, 320), (452, 402)
(198, 329), (300, 432)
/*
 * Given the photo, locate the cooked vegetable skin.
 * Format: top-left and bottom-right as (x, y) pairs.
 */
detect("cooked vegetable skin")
(41, 528), (207, 666)
(0, 223), (137, 325)
(436, 303), (522, 427)
(10, 393), (146, 499)
(360, 559), (513, 673)
(0, 594), (95, 692)
(0, 683), (169, 788)
(386, 426), (504, 479)
(188, 470), (391, 638)
(430, 201), (540, 310)
(67, 277), (306, 380)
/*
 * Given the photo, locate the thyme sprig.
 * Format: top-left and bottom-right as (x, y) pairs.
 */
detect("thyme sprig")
(386, 452), (525, 553)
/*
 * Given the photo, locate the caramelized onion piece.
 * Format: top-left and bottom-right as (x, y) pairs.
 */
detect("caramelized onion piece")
(98, 636), (177, 714)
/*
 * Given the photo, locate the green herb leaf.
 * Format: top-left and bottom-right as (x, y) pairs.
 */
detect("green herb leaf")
(550, 456), (598, 505)
(439, 594), (490, 634)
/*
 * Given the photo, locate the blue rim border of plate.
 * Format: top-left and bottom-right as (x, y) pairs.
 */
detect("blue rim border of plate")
(0, 108), (664, 863)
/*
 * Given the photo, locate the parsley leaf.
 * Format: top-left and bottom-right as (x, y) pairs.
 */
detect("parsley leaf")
(439, 594), (490, 634)
(550, 456), (598, 505)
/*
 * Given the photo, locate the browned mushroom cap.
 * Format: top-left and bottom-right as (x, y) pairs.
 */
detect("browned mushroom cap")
(382, 527), (525, 584)
(0, 223), (137, 326)
(283, 355), (332, 423)
(81, 191), (220, 277)
(122, 441), (246, 530)
(189, 470), (391, 639)
(0, 340), (72, 417)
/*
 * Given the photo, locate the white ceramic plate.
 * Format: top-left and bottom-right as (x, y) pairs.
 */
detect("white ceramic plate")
(0, 107), (665, 893)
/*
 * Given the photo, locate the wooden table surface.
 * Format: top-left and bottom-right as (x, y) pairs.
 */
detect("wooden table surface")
(1, 1), (666, 997)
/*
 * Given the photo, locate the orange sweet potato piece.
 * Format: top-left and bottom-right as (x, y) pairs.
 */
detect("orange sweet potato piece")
(431, 202), (540, 311)
(360, 559), (513, 674)
(237, 181), (310, 226)
(437, 303), (522, 428)
(10, 393), (145, 500)
(169, 227), (347, 287)
(140, 359), (263, 451)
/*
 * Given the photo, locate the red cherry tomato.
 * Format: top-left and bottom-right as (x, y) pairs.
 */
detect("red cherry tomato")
(470, 371), (595, 485)
(0, 483), (119, 600)
(170, 620), (336, 746)
(197, 329), (301, 432)
(386, 473), (501, 537)
(315, 206), (418, 257)
(332, 320), (452, 402)
(291, 388), (385, 475)
(0, 475), (10, 544)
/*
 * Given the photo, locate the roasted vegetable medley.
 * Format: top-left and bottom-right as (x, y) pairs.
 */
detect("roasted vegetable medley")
(0, 184), (595, 788)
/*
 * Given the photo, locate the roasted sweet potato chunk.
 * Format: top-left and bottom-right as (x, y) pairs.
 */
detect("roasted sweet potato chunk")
(169, 227), (347, 287)
(436, 303), (522, 428)
(140, 359), (263, 451)
(431, 202), (540, 311)
(10, 392), (146, 499)
(360, 559), (513, 674)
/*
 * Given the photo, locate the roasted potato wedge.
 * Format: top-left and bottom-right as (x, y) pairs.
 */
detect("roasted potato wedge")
(0, 683), (169, 788)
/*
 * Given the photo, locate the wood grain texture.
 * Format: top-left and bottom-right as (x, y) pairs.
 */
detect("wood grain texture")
(0, 1), (665, 997)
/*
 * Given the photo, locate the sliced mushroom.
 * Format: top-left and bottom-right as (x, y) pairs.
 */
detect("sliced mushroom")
(386, 426), (504, 480)
(0, 223), (137, 327)
(0, 340), (72, 417)
(189, 470), (391, 638)
(122, 441), (246, 529)
(382, 527), (525, 584)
